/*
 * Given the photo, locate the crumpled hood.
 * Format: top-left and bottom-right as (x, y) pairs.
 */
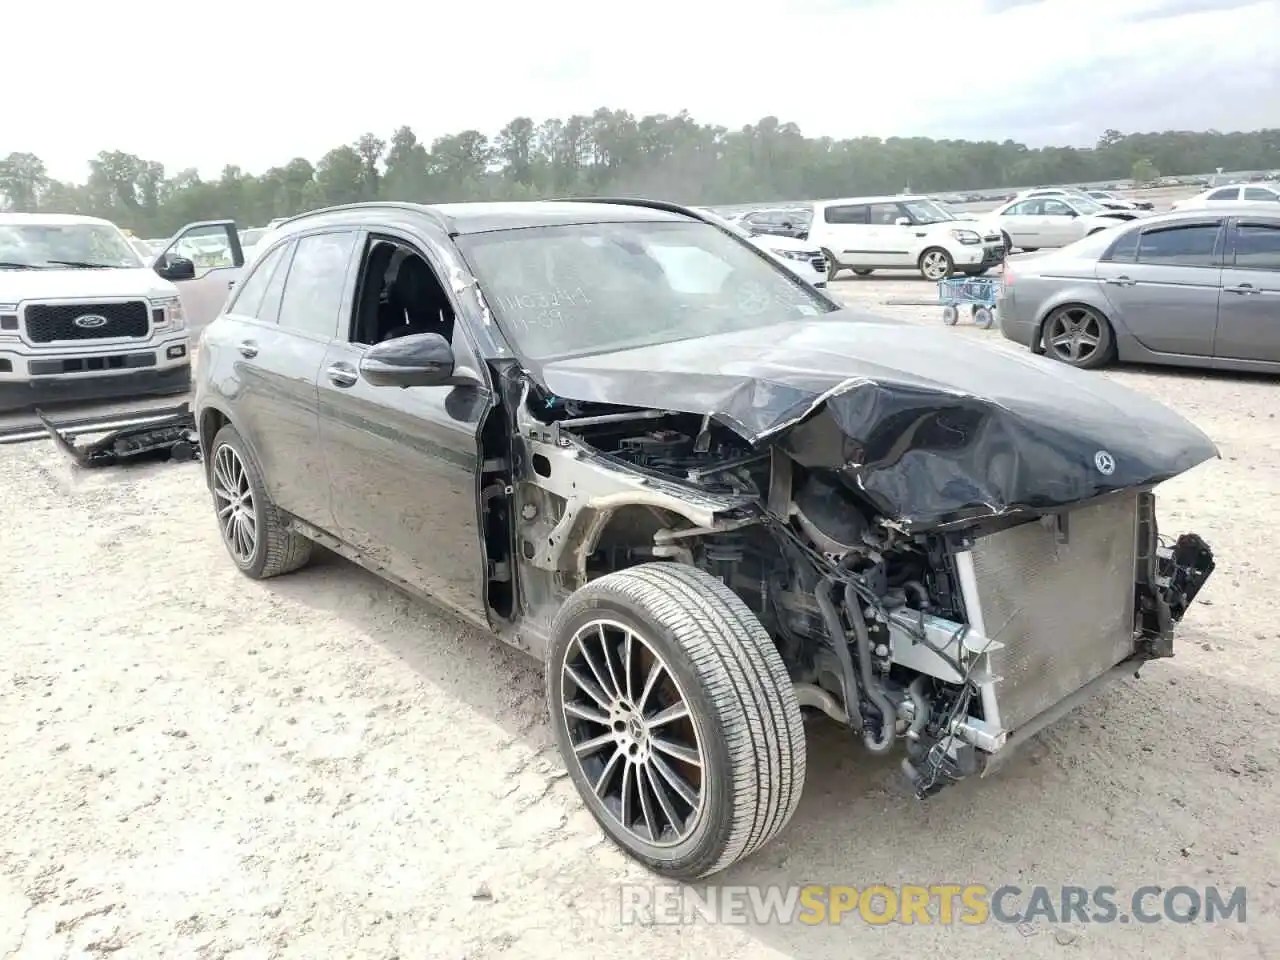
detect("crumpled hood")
(0, 267), (177, 303)
(538, 314), (1219, 529)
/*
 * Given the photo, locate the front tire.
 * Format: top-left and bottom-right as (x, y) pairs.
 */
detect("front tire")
(822, 248), (842, 281)
(547, 562), (806, 880)
(209, 424), (312, 579)
(919, 247), (954, 281)
(852, 268), (874, 277)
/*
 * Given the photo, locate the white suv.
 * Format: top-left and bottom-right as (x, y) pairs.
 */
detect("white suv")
(0, 213), (190, 410)
(808, 195), (1005, 281)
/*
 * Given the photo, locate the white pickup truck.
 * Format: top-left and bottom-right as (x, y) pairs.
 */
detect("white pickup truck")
(0, 215), (250, 411)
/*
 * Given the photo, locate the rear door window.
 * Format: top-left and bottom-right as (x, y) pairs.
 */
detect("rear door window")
(1135, 223), (1222, 267)
(1232, 221), (1280, 271)
(275, 231), (360, 339)
(823, 205), (869, 225)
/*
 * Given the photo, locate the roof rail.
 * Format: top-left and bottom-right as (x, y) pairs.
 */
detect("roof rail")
(542, 196), (713, 223)
(270, 201), (450, 231)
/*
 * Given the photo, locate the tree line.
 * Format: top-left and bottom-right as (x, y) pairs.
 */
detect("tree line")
(1, 110), (1277, 237)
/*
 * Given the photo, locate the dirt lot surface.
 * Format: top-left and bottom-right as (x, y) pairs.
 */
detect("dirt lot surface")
(2, 273), (1278, 959)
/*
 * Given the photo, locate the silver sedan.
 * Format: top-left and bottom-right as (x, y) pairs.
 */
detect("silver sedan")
(997, 206), (1280, 371)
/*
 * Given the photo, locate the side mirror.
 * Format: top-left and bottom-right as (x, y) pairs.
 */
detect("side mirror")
(359, 331), (460, 388)
(156, 256), (196, 281)
(1065, 209), (1079, 218)
(894, 217), (911, 227)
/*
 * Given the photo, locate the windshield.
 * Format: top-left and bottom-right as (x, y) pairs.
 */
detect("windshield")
(1068, 196), (1106, 215)
(457, 219), (838, 361)
(0, 222), (142, 268)
(901, 199), (955, 224)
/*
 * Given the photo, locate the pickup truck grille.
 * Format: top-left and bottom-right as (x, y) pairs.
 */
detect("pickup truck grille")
(23, 301), (150, 343)
(967, 495), (1139, 731)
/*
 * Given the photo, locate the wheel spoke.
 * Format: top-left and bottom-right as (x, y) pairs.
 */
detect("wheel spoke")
(620, 761), (635, 829)
(651, 737), (701, 767)
(646, 701), (689, 728)
(564, 663), (610, 709)
(594, 747), (623, 797)
(638, 657), (665, 712)
(573, 731), (614, 757)
(600, 625), (624, 704)
(622, 632), (635, 703)
(643, 761), (682, 833)
(563, 701), (610, 726)
(635, 765), (662, 841)
(578, 637), (619, 702)
(649, 754), (699, 809)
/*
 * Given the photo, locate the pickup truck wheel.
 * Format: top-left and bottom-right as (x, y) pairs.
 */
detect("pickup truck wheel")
(919, 247), (954, 281)
(547, 562), (806, 880)
(209, 424), (312, 579)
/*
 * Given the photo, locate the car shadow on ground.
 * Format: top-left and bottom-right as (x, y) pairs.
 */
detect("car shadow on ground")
(257, 547), (1278, 954)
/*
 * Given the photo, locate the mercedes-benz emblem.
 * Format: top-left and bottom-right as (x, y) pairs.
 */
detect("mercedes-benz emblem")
(1094, 450), (1116, 475)
(73, 314), (108, 329)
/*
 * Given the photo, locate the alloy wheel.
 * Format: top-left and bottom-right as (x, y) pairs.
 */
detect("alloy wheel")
(212, 444), (258, 565)
(559, 619), (706, 848)
(1046, 307), (1104, 364)
(921, 250), (951, 280)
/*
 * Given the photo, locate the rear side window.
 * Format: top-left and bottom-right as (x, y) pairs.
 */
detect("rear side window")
(823, 205), (869, 224)
(1243, 187), (1279, 202)
(1207, 187), (1239, 201)
(1233, 221), (1280, 271)
(227, 242), (289, 319)
(276, 231), (359, 339)
(1136, 223), (1221, 267)
(1102, 227), (1139, 262)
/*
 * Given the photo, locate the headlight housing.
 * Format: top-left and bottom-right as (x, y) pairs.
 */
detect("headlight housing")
(950, 229), (982, 245)
(773, 248), (819, 261)
(152, 296), (185, 330)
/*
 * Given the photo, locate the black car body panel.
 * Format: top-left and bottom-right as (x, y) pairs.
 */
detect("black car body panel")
(537, 314), (1219, 530)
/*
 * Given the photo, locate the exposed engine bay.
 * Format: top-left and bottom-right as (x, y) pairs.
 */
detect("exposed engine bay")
(511, 385), (1215, 798)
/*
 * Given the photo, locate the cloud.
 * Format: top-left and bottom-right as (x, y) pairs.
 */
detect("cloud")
(7, 0), (1277, 181)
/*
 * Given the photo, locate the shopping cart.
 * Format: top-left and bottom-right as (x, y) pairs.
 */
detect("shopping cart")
(939, 276), (1000, 329)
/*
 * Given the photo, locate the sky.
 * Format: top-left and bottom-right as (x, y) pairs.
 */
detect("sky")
(9, 0), (1278, 182)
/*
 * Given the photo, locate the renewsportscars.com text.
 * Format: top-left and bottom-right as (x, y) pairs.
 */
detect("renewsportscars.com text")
(618, 883), (1248, 926)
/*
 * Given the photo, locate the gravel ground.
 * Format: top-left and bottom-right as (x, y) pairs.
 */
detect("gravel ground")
(2, 273), (1278, 959)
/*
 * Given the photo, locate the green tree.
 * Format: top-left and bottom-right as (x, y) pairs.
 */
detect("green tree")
(8, 115), (1278, 235)
(1131, 158), (1160, 183)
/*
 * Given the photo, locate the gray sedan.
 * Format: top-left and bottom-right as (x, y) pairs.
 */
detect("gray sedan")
(997, 206), (1280, 371)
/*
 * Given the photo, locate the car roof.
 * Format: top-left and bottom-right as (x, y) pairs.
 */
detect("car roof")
(1124, 205), (1280, 225)
(813, 195), (936, 206)
(272, 200), (699, 237)
(0, 212), (118, 228)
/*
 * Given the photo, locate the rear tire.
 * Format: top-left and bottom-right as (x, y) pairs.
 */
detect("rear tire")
(1040, 304), (1116, 370)
(972, 305), (995, 329)
(547, 562), (806, 880)
(208, 424), (312, 579)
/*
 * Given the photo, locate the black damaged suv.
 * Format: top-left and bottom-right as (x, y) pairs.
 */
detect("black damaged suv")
(194, 200), (1215, 879)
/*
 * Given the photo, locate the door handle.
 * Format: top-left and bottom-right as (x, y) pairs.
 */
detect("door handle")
(914, 231), (927, 237)
(1225, 283), (1259, 295)
(1104, 276), (1137, 287)
(237, 340), (258, 358)
(326, 362), (359, 388)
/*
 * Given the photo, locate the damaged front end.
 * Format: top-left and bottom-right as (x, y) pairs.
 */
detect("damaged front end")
(501, 320), (1219, 797)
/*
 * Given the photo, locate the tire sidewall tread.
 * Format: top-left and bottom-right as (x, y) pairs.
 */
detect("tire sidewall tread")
(547, 562), (805, 879)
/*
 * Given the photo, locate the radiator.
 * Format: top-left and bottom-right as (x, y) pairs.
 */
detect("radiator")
(966, 495), (1139, 732)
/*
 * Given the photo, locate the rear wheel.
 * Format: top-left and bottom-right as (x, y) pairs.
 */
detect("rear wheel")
(547, 562), (806, 879)
(209, 424), (312, 579)
(972, 305), (995, 329)
(919, 247), (954, 281)
(1041, 304), (1115, 369)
